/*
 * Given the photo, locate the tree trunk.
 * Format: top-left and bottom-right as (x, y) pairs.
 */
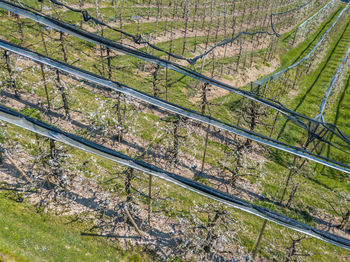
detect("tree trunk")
(4, 51), (19, 98)
(55, 70), (70, 120)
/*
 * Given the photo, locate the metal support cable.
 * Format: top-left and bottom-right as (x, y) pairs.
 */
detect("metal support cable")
(270, 0), (312, 37)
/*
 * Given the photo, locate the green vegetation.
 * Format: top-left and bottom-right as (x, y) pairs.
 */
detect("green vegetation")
(0, 0), (349, 261)
(0, 190), (156, 262)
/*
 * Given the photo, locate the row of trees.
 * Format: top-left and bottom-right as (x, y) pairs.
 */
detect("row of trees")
(0, 116), (334, 261)
(34, 0), (329, 76)
(1, 46), (348, 235)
